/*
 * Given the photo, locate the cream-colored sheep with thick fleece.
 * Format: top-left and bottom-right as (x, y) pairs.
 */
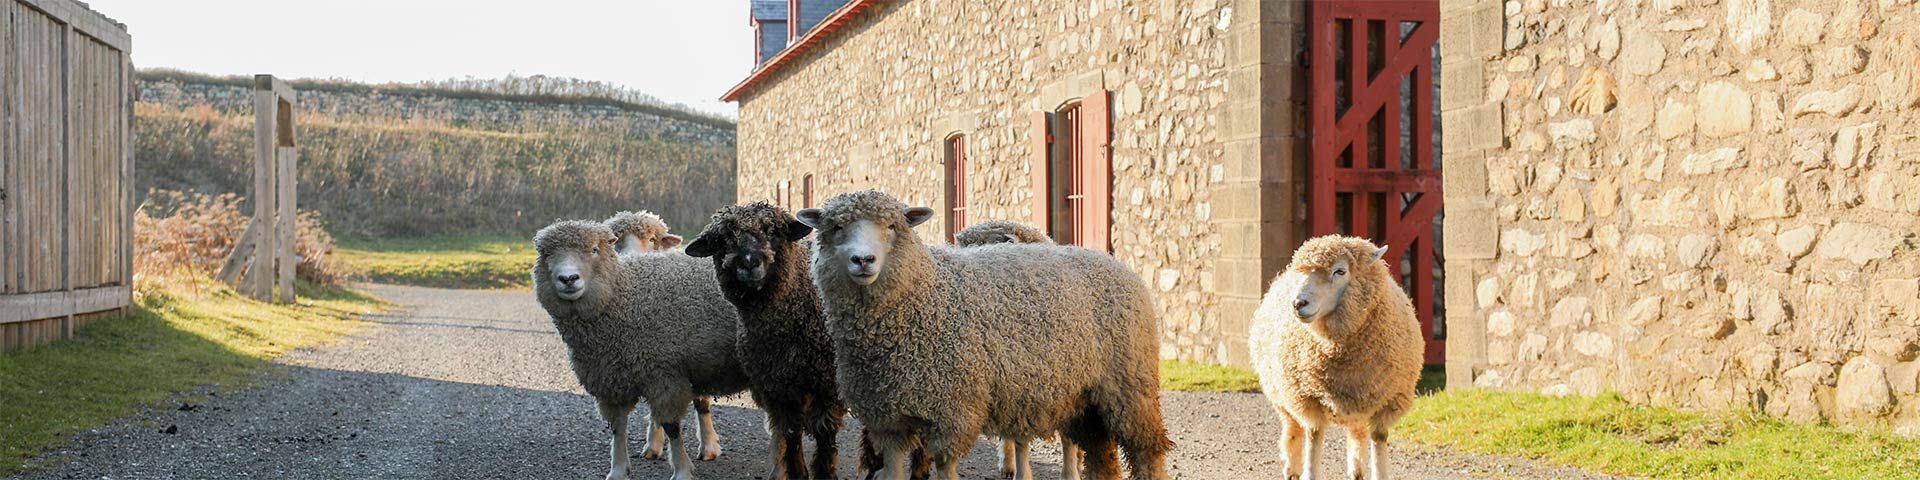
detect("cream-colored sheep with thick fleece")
(1250, 235), (1423, 480)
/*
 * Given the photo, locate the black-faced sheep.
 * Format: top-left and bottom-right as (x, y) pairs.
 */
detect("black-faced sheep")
(602, 210), (717, 461)
(532, 220), (751, 480)
(684, 202), (845, 480)
(1250, 235), (1423, 480)
(953, 219), (1051, 247)
(797, 190), (1172, 480)
(952, 219), (1079, 480)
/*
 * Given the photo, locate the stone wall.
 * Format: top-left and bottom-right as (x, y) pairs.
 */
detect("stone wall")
(735, 0), (1259, 364)
(1441, 0), (1920, 434)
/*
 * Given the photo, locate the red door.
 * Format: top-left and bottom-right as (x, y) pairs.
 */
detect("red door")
(1308, 0), (1445, 365)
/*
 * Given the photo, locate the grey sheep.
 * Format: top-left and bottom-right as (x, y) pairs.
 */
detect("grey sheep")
(952, 219), (1051, 247)
(532, 220), (750, 480)
(797, 190), (1173, 480)
(602, 210), (717, 461)
(952, 219), (1079, 480)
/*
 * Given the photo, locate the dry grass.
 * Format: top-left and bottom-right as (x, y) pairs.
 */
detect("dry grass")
(133, 189), (345, 288)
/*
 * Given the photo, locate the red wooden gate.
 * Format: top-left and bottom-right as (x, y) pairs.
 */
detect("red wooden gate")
(1308, 0), (1445, 365)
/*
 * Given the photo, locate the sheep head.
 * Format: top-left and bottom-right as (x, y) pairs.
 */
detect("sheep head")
(604, 210), (681, 254)
(795, 190), (934, 286)
(1285, 235), (1390, 325)
(685, 201), (812, 290)
(533, 220), (620, 303)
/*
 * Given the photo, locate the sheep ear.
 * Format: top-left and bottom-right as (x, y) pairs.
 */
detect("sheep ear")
(904, 207), (936, 227)
(683, 234), (721, 258)
(660, 234), (683, 250)
(1372, 244), (1390, 261)
(795, 208), (826, 229)
(785, 219), (814, 241)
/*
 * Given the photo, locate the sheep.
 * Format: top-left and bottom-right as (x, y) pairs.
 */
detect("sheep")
(532, 220), (751, 480)
(951, 219), (1079, 480)
(796, 190), (1172, 480)
(601, 210), (717, 461)
(952, 219), (1050, 247)
(684, 202), (931, 480)
(605, 210), (684, 254)
(683, 202), (845, 480)
(1249, 235), (1424, 480)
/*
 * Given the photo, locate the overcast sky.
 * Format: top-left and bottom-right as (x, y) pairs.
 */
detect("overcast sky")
(84, 0), (754, 116)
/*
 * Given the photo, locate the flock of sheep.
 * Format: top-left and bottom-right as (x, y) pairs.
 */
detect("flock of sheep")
(530, 189), (1425, 480)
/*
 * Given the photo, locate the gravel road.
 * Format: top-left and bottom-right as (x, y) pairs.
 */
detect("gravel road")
(19, 285), (1624, 480)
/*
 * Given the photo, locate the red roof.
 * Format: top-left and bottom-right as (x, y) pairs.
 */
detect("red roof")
(721, 0), (881, 102)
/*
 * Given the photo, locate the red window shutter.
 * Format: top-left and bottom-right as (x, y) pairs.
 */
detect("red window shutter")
(1079, 89), (1111, 252)
(1029, 111), (1052, 235)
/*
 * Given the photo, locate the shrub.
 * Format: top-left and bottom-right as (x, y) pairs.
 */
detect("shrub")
(134, 189), (343, 289)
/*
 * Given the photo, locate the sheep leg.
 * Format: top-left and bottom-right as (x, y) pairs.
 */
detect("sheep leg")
(1367, 427), (1389, 480)
(694, 396), (722, 461)
(806, 406), (842, 480)
(643, 420), (666, 460)
(1300, 426), (1325, 480)
(998, 439), (1017, 480)
(767, 419), (792, 480)
(1279, 414), (1305, 480)
(1014, 439), (1034, 480)
(595, 399), (638, 480)
(868, 432), (913, 480)
(1344, 427), (1368, 480)
(1061, 436), (1082, 480)
(784, 428), (808, 480)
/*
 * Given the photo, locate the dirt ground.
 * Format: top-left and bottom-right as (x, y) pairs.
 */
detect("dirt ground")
(19, 285), (1625, 480)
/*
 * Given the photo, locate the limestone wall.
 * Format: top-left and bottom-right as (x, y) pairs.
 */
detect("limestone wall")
(1442, 0), (1920, 433)
(735, 0), (1243, 363)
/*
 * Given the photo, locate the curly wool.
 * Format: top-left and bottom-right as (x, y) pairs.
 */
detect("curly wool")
(691, 202), (843, 463)
(809, 190), (1171, 475)
(953, 220), (1051, 247)
(1250, 235), (1423, 427)
(532, 220), (750, 409)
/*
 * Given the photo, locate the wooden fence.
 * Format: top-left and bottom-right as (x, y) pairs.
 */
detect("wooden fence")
(0, 0), (133, 353)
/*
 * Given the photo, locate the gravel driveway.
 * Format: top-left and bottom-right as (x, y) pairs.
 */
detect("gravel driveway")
(19, 285), (1624, 480)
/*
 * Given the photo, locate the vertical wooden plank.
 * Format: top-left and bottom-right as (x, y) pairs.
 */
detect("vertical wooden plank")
(276, 146), (296, 303)
(1079, 88), (1111, 253)
(1, 0), (13, 295)
(61, 20), (74, 338)
(248, 76), (274, 301)
(121, 48), (132, 292)
(1028, 111), (1050, 235)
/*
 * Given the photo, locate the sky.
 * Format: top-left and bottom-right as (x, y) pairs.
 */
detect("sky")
(83, 0), (754, 116)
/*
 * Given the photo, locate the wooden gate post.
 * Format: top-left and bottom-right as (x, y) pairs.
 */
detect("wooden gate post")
(227, 75), (296, 303)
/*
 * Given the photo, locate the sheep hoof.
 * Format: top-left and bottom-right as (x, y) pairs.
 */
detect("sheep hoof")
(604, 468), (630, 480)
(698, 444), (721, 461)
(641, 449), (663, 460)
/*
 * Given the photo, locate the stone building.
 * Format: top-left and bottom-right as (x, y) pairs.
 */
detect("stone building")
(1439, 0), (1920, 433)
(720, 0), (1374, 367)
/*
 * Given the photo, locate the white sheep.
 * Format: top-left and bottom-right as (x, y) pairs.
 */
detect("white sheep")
(798, 190), (1173, 480)
(1250, 235), (1424, 480)
(602, 210), (718, 462)
(533, 220), (751, 480)
(952, 219), (1079, 480)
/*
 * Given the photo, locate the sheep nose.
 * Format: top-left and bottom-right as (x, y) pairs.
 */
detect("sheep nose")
(740, 254), (761, 269)
(850, 255), (877, 267)
(556, 273), (581, 287)
(1293, 299), (1309, 310)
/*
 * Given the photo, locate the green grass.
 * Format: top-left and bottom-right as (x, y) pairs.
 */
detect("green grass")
(1159, 360), (1263, 393)
(1402, 389), (1920, 479)
(0, 278), (383, 475)
(334, 234), (535, 289)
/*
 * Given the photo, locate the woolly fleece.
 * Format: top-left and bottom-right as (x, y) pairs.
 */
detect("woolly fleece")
(805, 190), (1171, 480)
(953, 220), (1051, 247)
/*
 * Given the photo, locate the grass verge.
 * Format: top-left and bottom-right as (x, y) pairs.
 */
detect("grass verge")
(1402, 389), (1920, 479)
(334, 234), (534, 289)
(1159, 360), (1263, 393)
(0, 278), (383, 475)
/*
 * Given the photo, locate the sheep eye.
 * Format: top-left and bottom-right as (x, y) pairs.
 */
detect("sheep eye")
(1334, 268), (1346, 276)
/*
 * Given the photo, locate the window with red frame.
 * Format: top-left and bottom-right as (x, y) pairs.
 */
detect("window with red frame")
(945, 135), (968, 242)
(1029, 90), (1112, 251)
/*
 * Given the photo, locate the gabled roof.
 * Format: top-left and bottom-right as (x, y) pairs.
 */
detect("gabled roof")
(750, 0), (787, 23)
(722, 0), (881, 102)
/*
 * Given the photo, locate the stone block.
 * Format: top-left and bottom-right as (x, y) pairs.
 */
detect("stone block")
(1443, 150), (1489, 197)
(1697, 82), (1753, 138)
(1444, 199), (1499, 260)
(1442, 59), (1485, 109)
(1838, 357), (1895, 418)
(1817, 222), (1902, 265)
